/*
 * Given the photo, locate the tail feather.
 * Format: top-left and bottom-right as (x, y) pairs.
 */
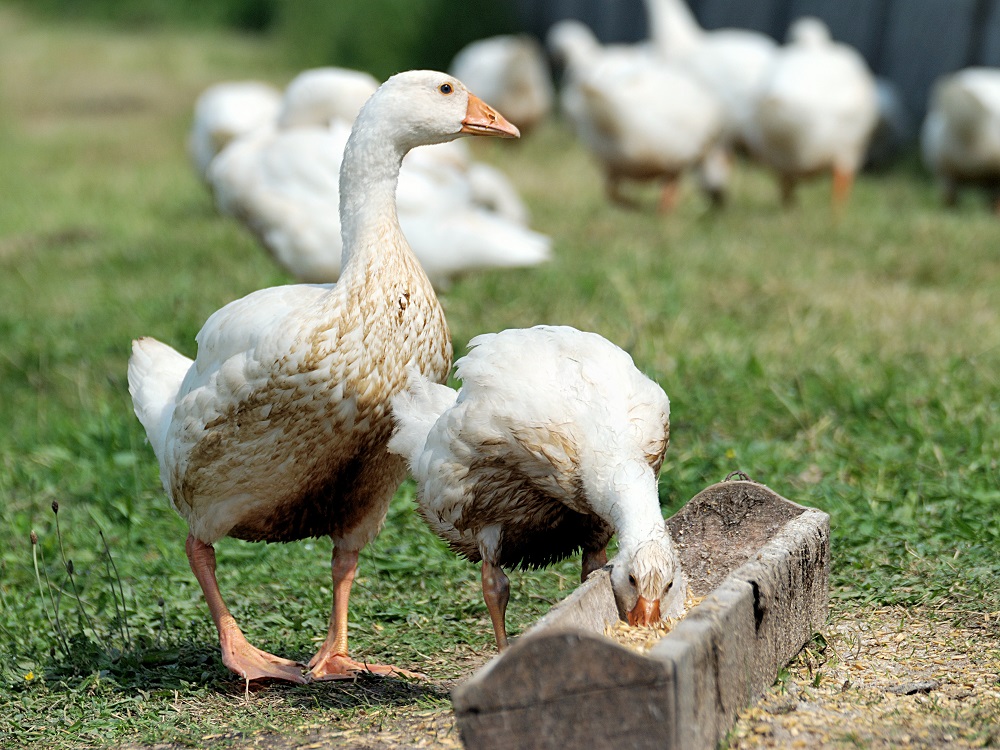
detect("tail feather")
(388, 370), (457, 469)
(127, 337), (192, 463)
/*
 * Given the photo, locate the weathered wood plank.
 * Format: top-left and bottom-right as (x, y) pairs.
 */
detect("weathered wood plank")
(519, 563), (619, 636)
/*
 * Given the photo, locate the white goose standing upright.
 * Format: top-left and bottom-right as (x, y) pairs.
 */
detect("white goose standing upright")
(746, 18), (878, 208)
(389, 326), (687, 649)
(128, 71), (519, 683)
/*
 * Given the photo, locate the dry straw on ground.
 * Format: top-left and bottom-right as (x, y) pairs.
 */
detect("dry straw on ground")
(728, 606), (1000, 749)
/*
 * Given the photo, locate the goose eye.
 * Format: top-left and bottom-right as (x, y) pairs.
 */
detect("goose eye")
(439, 83), (453, 95)
(628, 574), (637, 587)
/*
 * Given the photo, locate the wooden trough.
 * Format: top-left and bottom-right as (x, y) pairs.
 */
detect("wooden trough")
(452, 478), (831, 750)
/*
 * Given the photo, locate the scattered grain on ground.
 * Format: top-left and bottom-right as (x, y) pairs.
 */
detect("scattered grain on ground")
(604, 591), (706, 654)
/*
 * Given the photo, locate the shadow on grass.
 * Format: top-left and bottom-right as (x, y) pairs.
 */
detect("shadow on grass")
(39, 636), (450, 709)
(278, 674), (450, 711)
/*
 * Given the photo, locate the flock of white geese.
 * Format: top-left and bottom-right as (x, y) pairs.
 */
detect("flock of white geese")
(129, 0), (1000, 685)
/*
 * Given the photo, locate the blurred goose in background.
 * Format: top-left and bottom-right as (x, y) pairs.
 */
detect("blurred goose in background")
(449, 34), (554, 133)
(644, 0), (778, 151)
(273, 66), (379, 129)
(746, 17), (878, 209)
(389, 325), (687, 649)
(207, 69), (550, 288)
(188, 81), (282, 182)
(129, 70), (520, 683)
(921, 67), (1000, 211)
(547, 19), (726, 211)
(189, 68), (379, 184)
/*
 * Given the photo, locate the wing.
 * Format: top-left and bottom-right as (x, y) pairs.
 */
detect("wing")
(180, 282), (333, 397)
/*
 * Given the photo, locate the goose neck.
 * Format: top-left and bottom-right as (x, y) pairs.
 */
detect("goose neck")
(338, 122), (408, 268)
(600, 458), (667, 549)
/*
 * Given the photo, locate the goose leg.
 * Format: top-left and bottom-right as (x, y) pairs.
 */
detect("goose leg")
(941, 178), (958, 208)
(780, 173), (798, 208)
(658, 176), (681, 214)
(185, 534), (306, 684)
(481, 560), (511, 650)
(307, 546), (424, 680)
(581, 547), (608, 582)
(696, 145), (730, 209)
(606, 173), (637, 209)
(832, 165), (854, 211)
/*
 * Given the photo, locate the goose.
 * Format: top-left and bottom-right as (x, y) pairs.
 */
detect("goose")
(644, 0), (778, 150)
(189, 68), (377, 186)
(128, 70), (520, 683)
(208, 76), (548, 288)
(546, 19), (725, 211)
(188, 81), (282, 182)
(745, 17), (878, 208)
(921, 67), (1000, 211)
(274, 67), (380, 130)
(388, 325), (687, 649)
(449, 34), (554, 133)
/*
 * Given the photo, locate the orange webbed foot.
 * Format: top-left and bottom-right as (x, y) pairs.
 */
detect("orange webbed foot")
(307, 652), (426, 681)
(221, 641), (307, 684)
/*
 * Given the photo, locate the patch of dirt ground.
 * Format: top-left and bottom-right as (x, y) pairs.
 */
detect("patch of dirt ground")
(727, 606), (1000, 749)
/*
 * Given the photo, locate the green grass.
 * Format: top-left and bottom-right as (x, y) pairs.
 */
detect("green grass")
(1, 5), (999, 748)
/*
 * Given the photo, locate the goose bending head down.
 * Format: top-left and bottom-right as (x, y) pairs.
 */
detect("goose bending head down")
(388, 326), (687, 649)
(128, 71), (518, 684)
(610, 526), (679, 626)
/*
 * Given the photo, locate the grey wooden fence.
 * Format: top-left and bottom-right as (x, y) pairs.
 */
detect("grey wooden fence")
(513, 0), (1000, 120)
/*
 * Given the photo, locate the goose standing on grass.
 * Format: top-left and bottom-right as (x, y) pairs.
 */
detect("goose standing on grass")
(208, 72), (549, 288)
(129, 71), (520, 683)
(389, 326), (687, 649)
(921, 67), (1000, 212)
(746, 18), (878, 209)
(188, 80), (282, 182)
(449, 34), (554, 133)
(546, 19), (726, 211)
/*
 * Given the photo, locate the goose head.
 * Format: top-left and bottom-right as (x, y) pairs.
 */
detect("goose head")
(358, 70), (520, 152)
(786, 17), (831, 48)
(611, 536), (687, 626)
(546, 20), (601, 74)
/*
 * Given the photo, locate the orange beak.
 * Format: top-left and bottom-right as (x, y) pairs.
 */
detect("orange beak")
(627, 596), (661, 627)
(461, 93), (520, 139)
